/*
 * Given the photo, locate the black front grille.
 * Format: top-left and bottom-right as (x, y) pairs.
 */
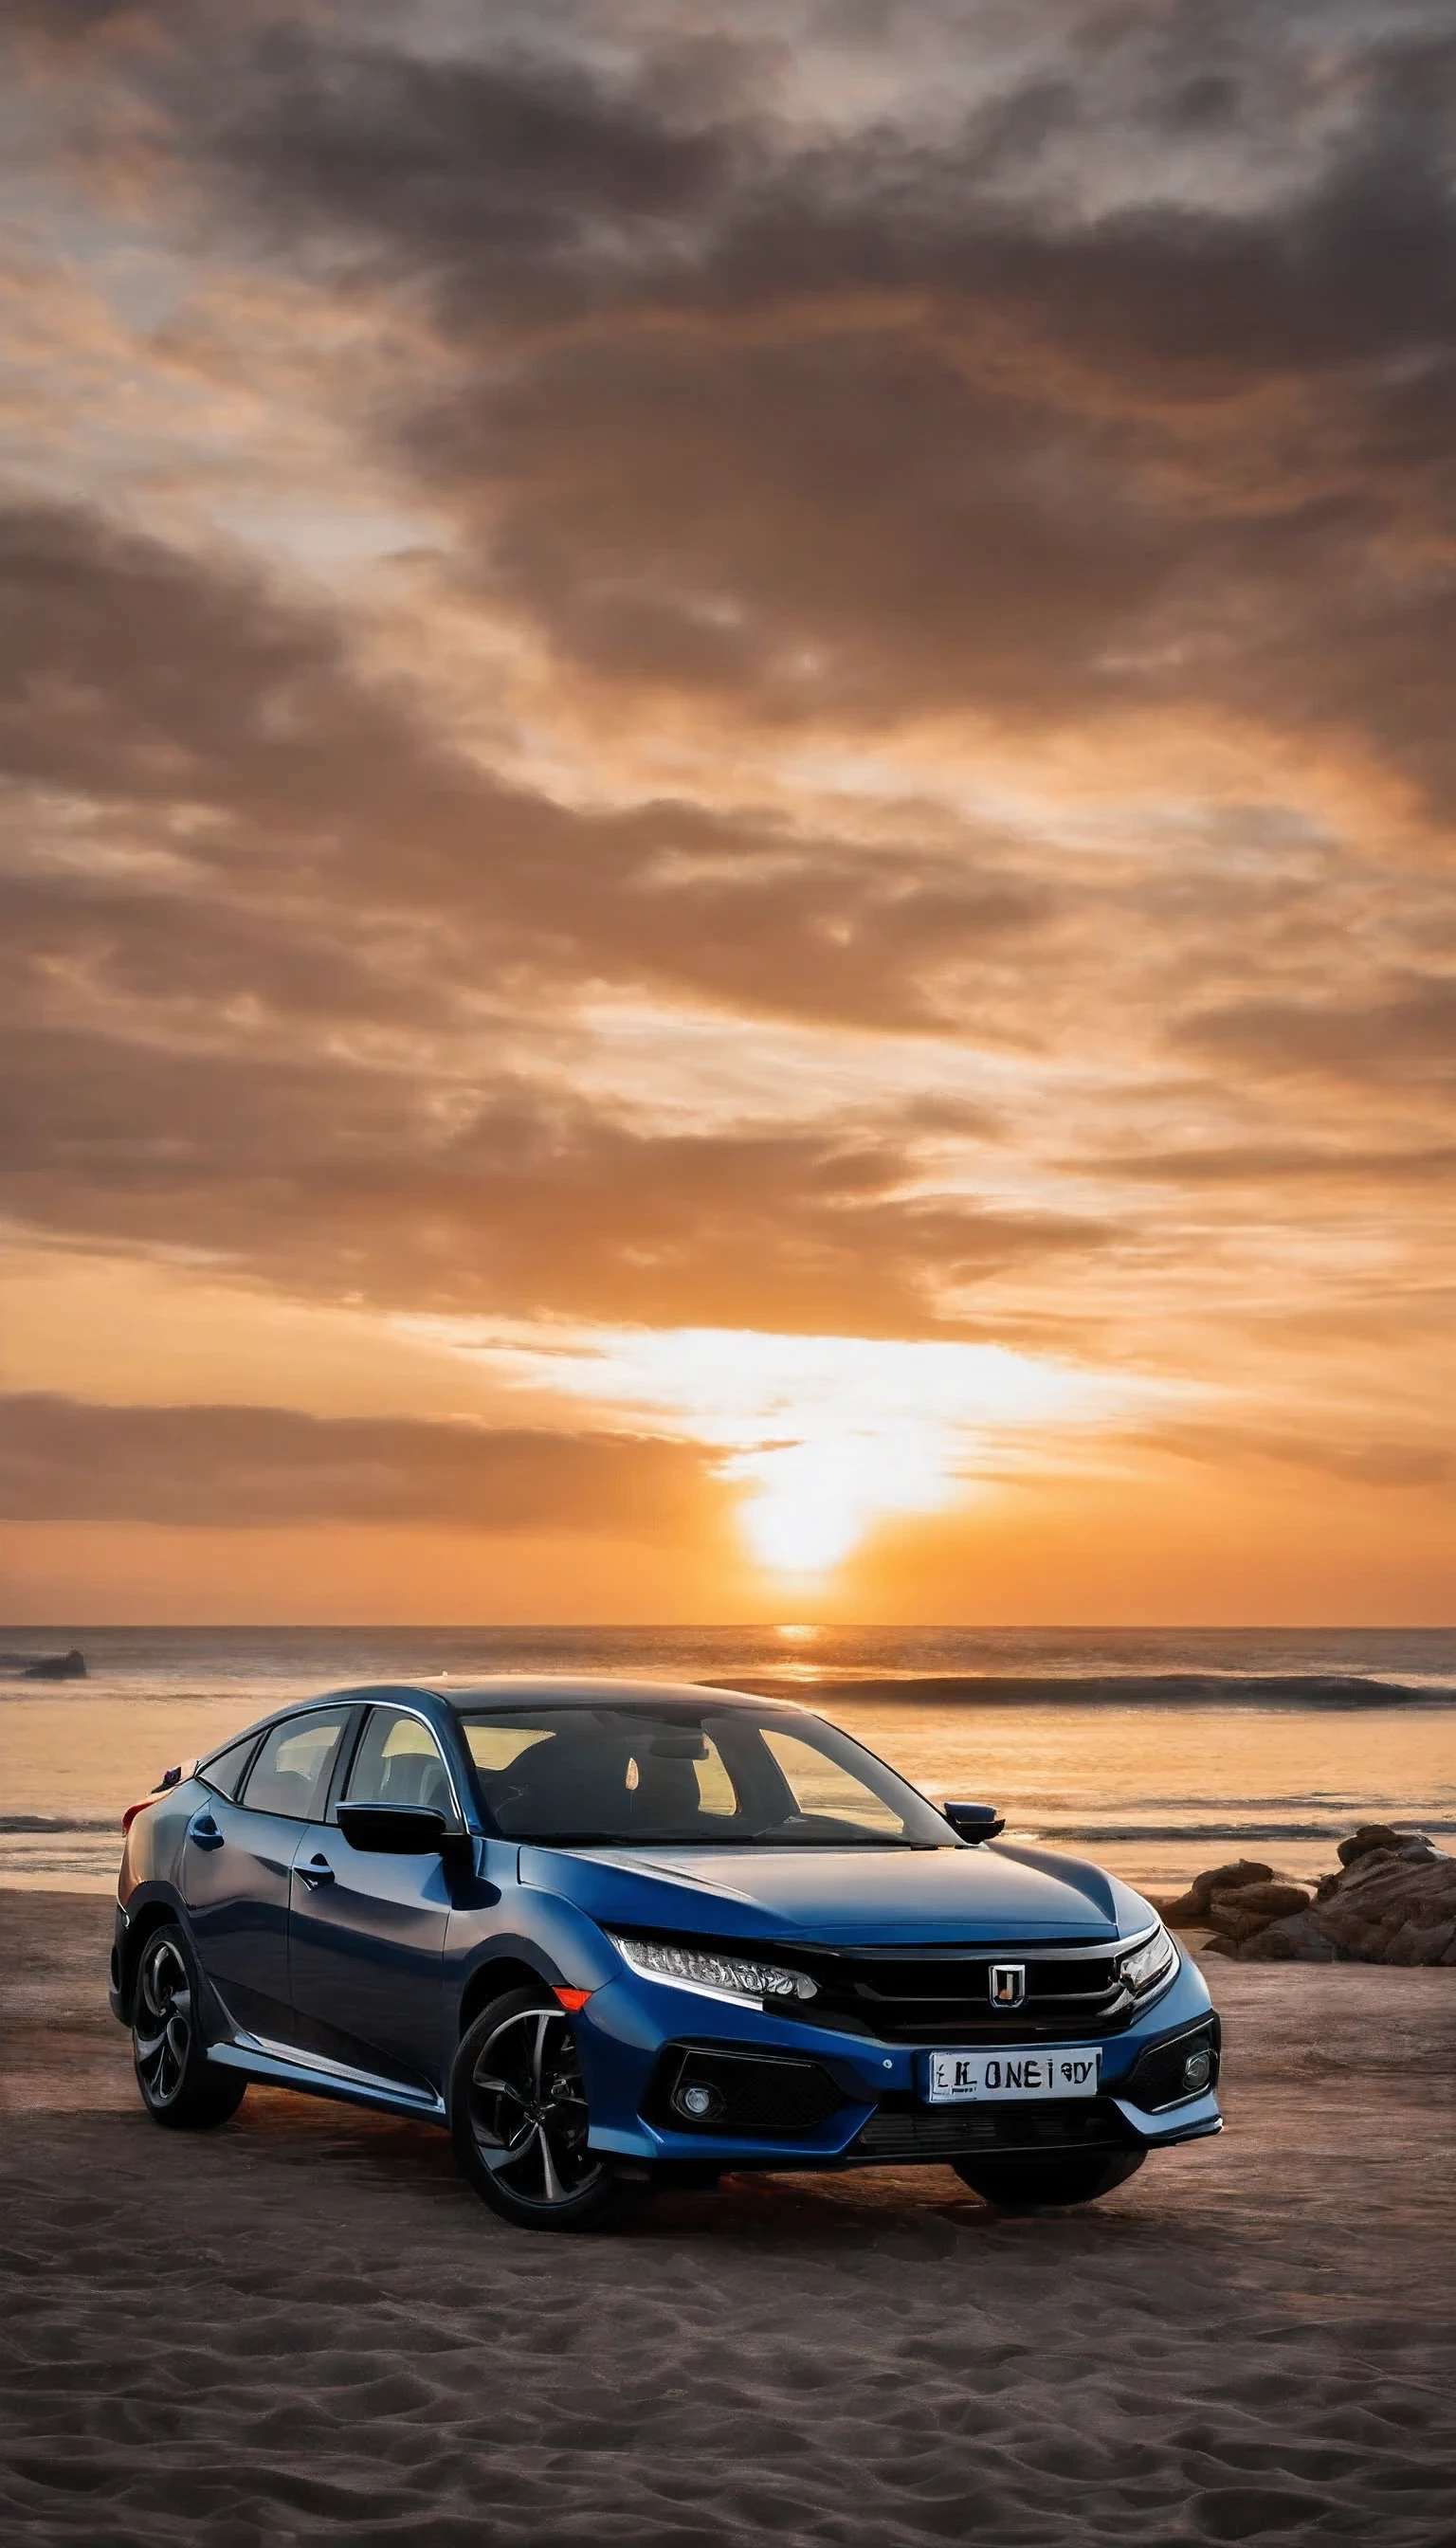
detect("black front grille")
(782, 1944), (1133, 2044)
(853, 2096), (1134, 2161)
(646, 2045), (847, 2137)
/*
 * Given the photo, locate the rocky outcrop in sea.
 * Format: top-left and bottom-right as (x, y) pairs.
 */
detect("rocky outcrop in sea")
(1154, 1827), (1456, 1966)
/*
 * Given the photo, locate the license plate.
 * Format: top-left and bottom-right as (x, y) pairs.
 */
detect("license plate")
(924, 2048), (1101, 2103)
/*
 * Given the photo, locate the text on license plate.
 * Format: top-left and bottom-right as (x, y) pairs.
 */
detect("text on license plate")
(924, 2048), (1101, 2103)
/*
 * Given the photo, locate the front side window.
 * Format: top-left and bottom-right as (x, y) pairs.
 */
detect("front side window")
(241, 1708), (352, 1821)
(340, 1707), (455, 1821)
(460, 1705), (952, 1848)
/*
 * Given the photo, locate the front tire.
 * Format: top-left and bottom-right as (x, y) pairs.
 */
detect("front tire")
(954, 2149), (1145, 2211)
(132, 1922), (246, 2130)
(449, 1987), (638, 2232)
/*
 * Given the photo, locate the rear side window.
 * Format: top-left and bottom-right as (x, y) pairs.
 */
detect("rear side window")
(241, 1708), (352, 1821)
(198, 1733), (261, 1800)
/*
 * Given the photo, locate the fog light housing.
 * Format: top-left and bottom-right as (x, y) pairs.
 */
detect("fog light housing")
(1181, 2048), (1212, 2094)
(674, 2081), (726, 2122)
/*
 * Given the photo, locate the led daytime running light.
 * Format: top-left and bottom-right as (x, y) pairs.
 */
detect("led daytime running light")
(609, 1933), (818, 2003)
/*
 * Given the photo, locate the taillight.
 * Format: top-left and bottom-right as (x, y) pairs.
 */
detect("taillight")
(121, 1796), (157, 1836)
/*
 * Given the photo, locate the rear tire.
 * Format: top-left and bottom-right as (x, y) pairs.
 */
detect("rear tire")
(132, 1922), (246, 2130)
(450, 1987), (641, 2232)
(953, 2149), (1145, 2211)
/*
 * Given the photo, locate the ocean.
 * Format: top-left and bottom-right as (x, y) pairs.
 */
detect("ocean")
(2, 1624), (1450, 1893)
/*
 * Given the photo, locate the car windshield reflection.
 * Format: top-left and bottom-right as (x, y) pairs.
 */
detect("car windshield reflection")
(460, 1704), (956, 1849)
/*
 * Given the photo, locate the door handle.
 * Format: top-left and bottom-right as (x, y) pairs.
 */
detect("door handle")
(187, 1811), (224, 1850)
(298, 1856), (335, 1888)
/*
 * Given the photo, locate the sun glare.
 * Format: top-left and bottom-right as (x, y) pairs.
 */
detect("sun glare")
(727, 1427), (956, 1576)
(411, 1320), (1174, 1581)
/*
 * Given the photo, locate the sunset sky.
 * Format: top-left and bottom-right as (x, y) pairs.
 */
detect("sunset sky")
(1, 0), (1450, 1625)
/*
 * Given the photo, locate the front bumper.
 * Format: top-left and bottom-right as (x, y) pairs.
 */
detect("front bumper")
(573, 1951), (1222, 2170)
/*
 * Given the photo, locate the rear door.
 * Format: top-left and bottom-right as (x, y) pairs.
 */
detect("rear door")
(285, 1704), (458, 2090)
(181, 1705), (354, 2041)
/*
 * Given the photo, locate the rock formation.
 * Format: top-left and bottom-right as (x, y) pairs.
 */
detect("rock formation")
(1153, 1828), (1456, 1966)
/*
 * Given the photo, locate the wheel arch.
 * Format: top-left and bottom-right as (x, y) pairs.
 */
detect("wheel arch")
(116, 1889), (190, 2022)
(457, 1953), (556, 2041)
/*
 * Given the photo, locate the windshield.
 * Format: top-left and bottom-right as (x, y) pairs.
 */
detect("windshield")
(460, 1703), (955, 1848)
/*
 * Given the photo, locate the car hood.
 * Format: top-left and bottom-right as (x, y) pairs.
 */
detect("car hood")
(519, 1838), (1150, 1944)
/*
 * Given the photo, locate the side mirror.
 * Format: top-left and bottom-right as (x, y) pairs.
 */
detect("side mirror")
(337, 1803), (450, 1854)
(942, 1799), (1006, 1842)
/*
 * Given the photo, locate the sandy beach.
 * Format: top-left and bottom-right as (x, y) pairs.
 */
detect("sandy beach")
(1, 1894), (1453, 2545)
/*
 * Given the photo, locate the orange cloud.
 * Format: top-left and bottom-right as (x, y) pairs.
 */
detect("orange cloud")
(2, 0), (1450, 1620)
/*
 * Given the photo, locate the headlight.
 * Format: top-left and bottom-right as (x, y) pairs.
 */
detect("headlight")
(1119, 1922), (1177, 1997)
(608, 1933), (818, 2005)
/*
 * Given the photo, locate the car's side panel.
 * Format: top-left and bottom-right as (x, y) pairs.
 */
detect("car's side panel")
(179, 1794), (301, 2038)
(286, 1820), (452, 2087)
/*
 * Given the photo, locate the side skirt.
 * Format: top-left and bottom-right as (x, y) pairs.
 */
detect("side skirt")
(207, 2036), (446, 2122)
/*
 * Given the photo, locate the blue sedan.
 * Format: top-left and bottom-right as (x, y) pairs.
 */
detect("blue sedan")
(110, 1677), (1222, 2230)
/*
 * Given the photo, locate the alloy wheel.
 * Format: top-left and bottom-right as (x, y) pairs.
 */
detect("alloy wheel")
(134, 1935), (192, 2108)
(468, 2006), (604, 2210)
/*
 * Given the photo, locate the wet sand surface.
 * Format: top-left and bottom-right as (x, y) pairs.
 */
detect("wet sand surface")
(2, 1894), (1453, 2546)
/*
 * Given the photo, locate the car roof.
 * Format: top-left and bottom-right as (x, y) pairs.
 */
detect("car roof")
(441, 1674), (807, 1715)
(199, 1675), (808, 1764)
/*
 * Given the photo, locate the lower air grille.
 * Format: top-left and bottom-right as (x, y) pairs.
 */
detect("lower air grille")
(853, 2097), (1134, 2161)
(647, 2045), (847, 2137)
(1121, 2018), (1222, 2114)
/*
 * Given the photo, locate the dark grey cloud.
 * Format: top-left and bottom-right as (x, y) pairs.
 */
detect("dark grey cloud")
(0, 500), (1048, 1036)
(198, 16), (1456, 379)
(211, 24), (743, 324)
(0, 1392), (721, 1530)
(416, 327), (1173, 725)
(16, 5), (1456, 799)
(1, 0), (152, 33)
(129, 8), (1455, 798)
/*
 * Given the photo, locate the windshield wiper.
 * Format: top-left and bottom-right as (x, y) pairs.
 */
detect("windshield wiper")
(743, 1834), (938, 1848)
(511, 1831), (646, 1847)
(513, 1830), (942, 1849)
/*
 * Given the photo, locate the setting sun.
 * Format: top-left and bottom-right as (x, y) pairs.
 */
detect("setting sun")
(413, 1323), (1168, 1580)
(730, 1435), (946, 1577)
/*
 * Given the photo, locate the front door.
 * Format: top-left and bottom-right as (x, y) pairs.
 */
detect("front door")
(286, 1704), (455, 2091)
(181, 1705), (354, 2041)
